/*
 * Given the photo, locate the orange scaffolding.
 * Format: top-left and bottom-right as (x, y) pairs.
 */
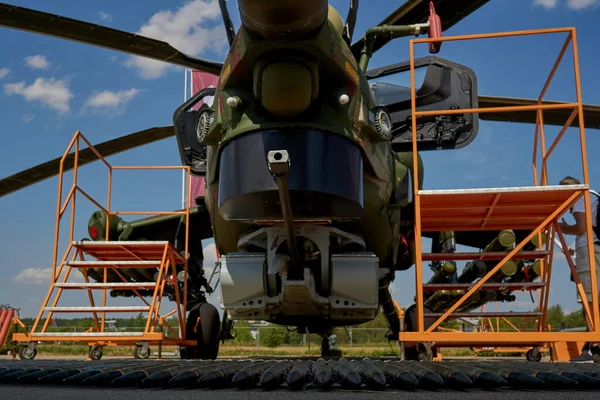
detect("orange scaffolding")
(401, 27), (600, 358)
(472, 304), (550, 360)
(12, 130), (196, 358)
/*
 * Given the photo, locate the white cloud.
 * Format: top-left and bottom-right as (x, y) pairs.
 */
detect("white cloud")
(99, 11), (113, 22)
(14, 268), (52, 285)
(24, 54), (50, 70)
(534, 0), (598, 9)
(125, 0), (227, 79)
(0, 68), (9, 79)
(4, 77), (73, 113)
(568, 0), (598, 9)
(534, 0), (559, 8)
(85, 88), (140, 108)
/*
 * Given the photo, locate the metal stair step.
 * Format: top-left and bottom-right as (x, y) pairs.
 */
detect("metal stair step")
(43, 306), (150, 312)
(425, 311), (544, 318)
(72, 240), (170, 246)
(31, 332), (146, 337)
(70, 241), (186, 263)
(53, 283), (156, 289)
(422, 251), (549, 262)
(65, 260), (161, 268)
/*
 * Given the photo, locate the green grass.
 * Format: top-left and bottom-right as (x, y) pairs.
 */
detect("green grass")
(2, 343), (477, 358)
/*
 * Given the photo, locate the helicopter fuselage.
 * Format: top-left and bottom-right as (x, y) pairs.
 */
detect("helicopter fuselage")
(196, 7), (421, 333)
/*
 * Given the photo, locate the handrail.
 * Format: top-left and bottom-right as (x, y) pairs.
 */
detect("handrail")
(29, 130), (192, 336)
(51, 131), (191, 275)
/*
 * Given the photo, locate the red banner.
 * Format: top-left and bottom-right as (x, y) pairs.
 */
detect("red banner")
(189, 70), (219, 201)
(191, 70), (219, 110)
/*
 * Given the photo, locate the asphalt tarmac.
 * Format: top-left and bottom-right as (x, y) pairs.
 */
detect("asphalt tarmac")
(2, 384), (600, 400)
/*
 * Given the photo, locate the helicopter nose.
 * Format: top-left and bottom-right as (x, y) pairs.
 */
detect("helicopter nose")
(238, 0), (329, 40)
(216, 127), (364, 222)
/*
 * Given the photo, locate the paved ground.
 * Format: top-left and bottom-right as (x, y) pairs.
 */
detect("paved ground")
(2, 384), (600, 400)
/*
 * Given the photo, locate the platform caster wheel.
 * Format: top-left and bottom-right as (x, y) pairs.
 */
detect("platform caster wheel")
(526, 348), (542, 362)
(417, 343), (434, 361)
(133, 344), (151, 359)
(18, 345), (37, 360)
(320, 346), (342, 357)
(184, 302), (220, 360)
(89, 346), (103, 360)
(178, 346), (187, 360)
(402, 304), (438, 361)
(591, 346), (600, 363)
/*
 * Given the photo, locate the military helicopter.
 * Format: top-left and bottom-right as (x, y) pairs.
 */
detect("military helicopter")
(1, 0), (600, 360)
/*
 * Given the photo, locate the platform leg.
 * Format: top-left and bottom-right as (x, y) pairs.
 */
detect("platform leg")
(157, 322), (163, 360)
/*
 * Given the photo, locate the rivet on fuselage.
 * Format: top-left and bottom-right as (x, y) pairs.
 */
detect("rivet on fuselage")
(227, 96), (240, 108)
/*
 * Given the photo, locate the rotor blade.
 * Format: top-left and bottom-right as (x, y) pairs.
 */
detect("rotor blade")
(350, 0), (491, 58)
(478, 95), (600, 129)
(0, 2), (223, 75)
(0, 126), (174, 198)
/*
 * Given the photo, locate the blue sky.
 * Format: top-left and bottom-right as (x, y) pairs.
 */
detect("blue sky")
(1, 0), (599, 327)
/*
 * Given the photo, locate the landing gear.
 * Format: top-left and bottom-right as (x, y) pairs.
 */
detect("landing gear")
(402, 304), (438, 361)
(89, 346), (103, 360)
(417, 342), (434, 361)
(133, 342), (151, 359)
(526, 347), (542, 362)
(180, 302), (220, 359)
(320, 334), (342, 357)
(18, 344), (37, 360)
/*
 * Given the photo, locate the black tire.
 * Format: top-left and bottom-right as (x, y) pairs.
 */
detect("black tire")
(320, 336), (330, 357)
(185, 302), (220, 360)
(133, 344), (151, 359)
(89, 346), (103, 360)
(417, 343), (434, 361)
(402, 304), (438, 361)
(18, 345), (37, 360)
(526, 348), (542, 362)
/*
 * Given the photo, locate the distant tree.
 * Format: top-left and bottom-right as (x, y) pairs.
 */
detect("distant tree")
(261, 325), (286, 348)
(231, 321), (253, 345)
(563, 308), (586, 328)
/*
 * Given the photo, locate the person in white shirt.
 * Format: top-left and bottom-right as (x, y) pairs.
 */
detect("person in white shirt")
(558, 176), (600, 361)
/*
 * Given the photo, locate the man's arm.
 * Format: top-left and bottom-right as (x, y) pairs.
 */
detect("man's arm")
(559, 212), (587, 236)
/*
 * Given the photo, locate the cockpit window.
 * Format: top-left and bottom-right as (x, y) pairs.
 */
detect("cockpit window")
(368, 67), (427, 105)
